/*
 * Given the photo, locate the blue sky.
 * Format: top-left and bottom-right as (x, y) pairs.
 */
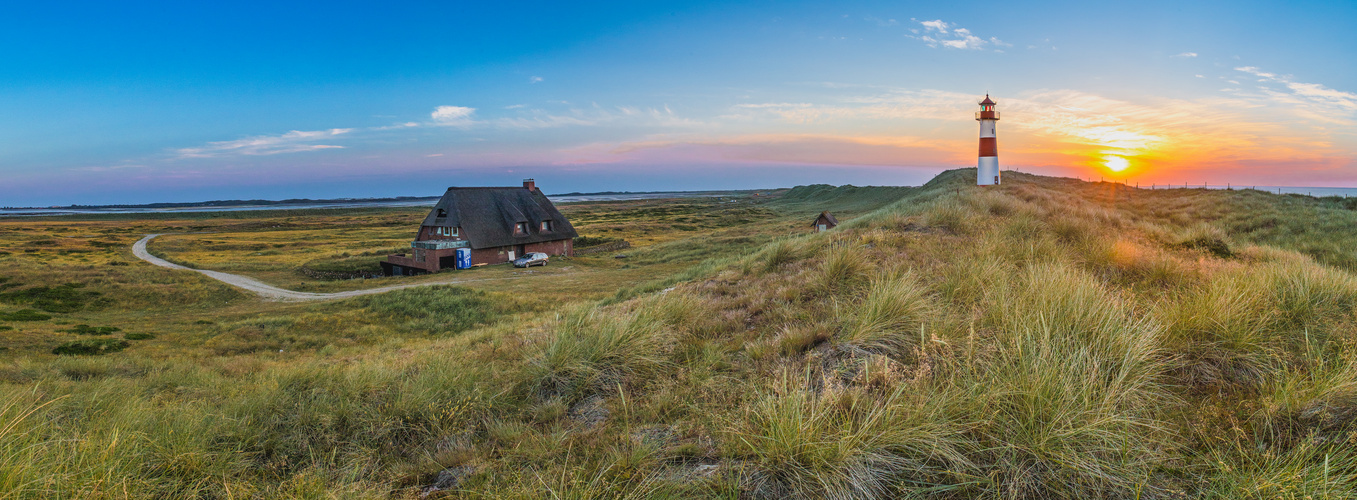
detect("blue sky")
(2, 0), (1354, 205)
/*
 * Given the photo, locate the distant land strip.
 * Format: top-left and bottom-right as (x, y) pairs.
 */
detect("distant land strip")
(1, 189), (775, 212)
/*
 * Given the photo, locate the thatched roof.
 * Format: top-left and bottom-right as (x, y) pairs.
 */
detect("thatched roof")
(422, 187), (578, 249)
(812, 211), (839, 226)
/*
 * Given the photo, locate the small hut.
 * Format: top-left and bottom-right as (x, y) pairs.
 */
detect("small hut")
(810, 212), (838, 232)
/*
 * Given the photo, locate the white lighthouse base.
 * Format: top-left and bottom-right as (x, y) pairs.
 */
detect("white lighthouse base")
(978, 157), (1000, 185)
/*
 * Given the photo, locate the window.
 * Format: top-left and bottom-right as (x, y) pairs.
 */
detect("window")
(540, 220), (552, 232)
(434, 226), (459, 237)
(515, 222), (528, 234)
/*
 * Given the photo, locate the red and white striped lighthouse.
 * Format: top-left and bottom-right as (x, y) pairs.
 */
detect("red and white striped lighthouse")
(976, 95), (1000, 185)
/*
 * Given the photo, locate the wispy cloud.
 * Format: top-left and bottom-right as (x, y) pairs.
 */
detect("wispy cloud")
(1233, 66), (1357, 121)
(734, 102), (815, 109)
(918, 19), (948, 33)
(370, 121), (420, 131)
(495, 114), (601, 129)
(431, 105), (477, 126)
(72, 163), (149, 173)
(175, 129), (351, 158)
(529, 76), (544, 84)
(557, 133), (967, 168)
(1172, 52), (1198, 58)
(864, 16), (898, 27)
(729, 90), (972, 124)
(910, 19), (1000, 51)
(498, 105), (685, 129)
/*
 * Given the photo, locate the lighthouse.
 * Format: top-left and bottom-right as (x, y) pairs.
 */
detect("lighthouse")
(976, 95), (1000, 185)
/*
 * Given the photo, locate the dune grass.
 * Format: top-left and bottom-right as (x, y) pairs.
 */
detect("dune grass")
(4, 169), (1357, 497)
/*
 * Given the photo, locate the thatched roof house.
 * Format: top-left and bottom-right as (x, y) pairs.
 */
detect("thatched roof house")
(382, 179), (577, 275)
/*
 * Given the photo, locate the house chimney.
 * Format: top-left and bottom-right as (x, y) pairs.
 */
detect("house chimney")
(523, 178), (536, 191)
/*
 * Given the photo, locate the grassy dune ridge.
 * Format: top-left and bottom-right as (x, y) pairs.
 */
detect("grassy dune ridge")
(3, 169), (1357, 498)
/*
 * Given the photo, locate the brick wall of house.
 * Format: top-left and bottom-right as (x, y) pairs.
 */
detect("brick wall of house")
(526, 239), (572, 257)
(417, 225), (468, 242)
(386, 247), (461, 272)
(390, 238), (573, 274)
(467, 239), (573, 266)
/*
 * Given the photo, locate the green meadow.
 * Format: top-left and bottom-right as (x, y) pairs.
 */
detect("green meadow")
(3, 169), (1357, 498)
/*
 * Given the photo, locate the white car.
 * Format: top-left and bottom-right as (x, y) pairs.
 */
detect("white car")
(513, 252), (550, 268)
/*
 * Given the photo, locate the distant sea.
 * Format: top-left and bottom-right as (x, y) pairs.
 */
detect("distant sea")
(0, 191), (734, 217)
(1130, 184), (1357, 197)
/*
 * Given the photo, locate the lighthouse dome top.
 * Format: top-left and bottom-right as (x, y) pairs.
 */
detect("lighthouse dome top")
(979, 94), (996, 106)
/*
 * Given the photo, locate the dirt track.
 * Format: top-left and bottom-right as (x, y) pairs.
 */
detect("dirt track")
(132, 234), (520, 301)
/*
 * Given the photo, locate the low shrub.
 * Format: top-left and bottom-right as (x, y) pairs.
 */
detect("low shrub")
(124, 333), (156, 341)
(574, 235), (624, 248)
(52, 339), (130, 356)
(0, 282), (99, 313)
(65, 325), (121, 335)
(1176, 236), (1234, 258)
(359, 285), (512, 334)
(298, 256), (383, 280)
(0, 309), (51, 321)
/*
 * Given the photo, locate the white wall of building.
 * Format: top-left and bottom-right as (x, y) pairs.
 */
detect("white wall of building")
(978, 156), (1000, 185)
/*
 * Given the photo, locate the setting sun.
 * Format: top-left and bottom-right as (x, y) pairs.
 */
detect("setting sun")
(1103, 155), (1130, 172)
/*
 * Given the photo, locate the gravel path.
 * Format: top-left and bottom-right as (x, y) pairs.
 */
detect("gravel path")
(132, 234), (521, 301)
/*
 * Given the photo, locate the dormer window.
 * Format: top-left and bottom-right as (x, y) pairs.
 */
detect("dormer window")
(540, 220), (553, 232)
(436, 208), (447, 218)
(514, 222), (528, 235)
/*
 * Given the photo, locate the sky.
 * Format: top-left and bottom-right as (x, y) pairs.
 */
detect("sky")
(2, 0), (1355, 205)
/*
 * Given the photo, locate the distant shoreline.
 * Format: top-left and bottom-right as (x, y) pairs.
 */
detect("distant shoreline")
(0, 189), (773, 217)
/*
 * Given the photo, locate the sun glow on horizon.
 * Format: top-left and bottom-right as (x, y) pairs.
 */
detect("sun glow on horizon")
(1103, 155), (1130, 172)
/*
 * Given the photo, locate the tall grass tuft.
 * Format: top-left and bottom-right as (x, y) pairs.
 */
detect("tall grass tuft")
(814, 245), (869, 295)
(1200, 438), (1357, 499)
(964, 262), (1171, 497)
(530, 309), (671, 400)
(922, 198), (976, 234)
(731, 373), (967, 499)
(761, 240), (800, 273)
(1252, 333), (1357, 444)
(1265, 262), (1357, 332)
(840, 271), (933, 353)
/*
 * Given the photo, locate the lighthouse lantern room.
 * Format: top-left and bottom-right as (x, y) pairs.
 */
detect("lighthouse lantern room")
(976, 95), (1000, 185)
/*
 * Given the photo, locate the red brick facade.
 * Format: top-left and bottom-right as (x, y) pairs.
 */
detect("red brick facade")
(385, 238), (573, 275)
